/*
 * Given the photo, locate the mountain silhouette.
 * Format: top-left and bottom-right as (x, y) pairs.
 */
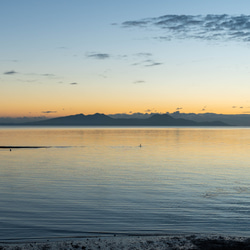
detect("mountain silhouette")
(21, 113), (229, 126)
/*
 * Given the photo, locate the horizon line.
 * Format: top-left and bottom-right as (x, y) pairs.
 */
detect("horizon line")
(1, 111), (250, 119)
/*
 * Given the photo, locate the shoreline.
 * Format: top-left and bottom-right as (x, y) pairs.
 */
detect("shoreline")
(0, 146), (50, 149)
(1, 234), (250, 250)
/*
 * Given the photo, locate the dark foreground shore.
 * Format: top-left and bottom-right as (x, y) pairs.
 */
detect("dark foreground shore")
(1, 235), (250, 250)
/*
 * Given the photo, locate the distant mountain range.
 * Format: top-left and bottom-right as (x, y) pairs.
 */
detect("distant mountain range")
(3, 113), (229, 126)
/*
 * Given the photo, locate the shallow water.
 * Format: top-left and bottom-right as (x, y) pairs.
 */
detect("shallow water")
(1, 126), (250, 240)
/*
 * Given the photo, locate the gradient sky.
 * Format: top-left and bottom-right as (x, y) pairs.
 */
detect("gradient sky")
(1, 0), (250, 118)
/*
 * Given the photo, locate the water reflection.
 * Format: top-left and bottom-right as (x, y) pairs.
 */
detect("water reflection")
(1, 127), (250, 239)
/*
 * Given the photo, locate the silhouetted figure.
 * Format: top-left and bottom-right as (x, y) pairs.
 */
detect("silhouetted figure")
(10, 149), (11, 151)
(139, 144), (142, 147)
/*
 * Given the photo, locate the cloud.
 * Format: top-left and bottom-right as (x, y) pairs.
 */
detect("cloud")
(5, 71), (56, 78)
(133, 80), (145, 84)
(176, 107), (183, 110)
(133, 59), (163, 67)
(70, 82), (78, 85)
(130, 52), (163, 67)
(201, 106), (207, 111)
(87, 53), (110, 60)
(1, 59), (19, 63)
(144, 108), (158, 113)
(41, 73), (55, 77)
(122, 20), (150, 28)
(122, 14), (250, 42)
(41, 111), (57, 114)
(145, 61), (163, 67)
(57, 46), (68, 50)
(135, 53), (152, 57)
(4, 70), (17, 75)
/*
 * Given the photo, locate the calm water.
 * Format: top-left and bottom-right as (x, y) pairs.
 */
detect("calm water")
(1, 126), (250, 240)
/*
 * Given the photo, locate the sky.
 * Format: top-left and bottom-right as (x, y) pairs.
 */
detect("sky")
(2, 0), (250, 118)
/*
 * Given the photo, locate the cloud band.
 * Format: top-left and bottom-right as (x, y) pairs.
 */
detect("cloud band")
(123, 14), (250, 42)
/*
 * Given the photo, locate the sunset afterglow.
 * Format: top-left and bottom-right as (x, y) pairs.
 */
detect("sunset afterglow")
(1, 0), (250, 118)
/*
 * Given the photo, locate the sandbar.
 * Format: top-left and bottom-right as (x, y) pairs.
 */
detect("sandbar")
(0, 146), (50, 149)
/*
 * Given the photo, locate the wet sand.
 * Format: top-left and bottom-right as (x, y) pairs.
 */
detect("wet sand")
(1, 235), (250, 250)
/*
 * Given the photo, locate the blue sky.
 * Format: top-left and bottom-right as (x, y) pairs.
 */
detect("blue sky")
(1, 0), (250, 117)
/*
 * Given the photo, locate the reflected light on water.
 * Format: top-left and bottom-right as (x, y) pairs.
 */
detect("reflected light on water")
(1, 127), (250, 239)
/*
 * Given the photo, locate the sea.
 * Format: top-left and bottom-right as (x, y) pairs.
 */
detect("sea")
(1, 126), (250, 241)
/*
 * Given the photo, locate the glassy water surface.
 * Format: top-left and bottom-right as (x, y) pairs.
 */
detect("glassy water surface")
(1, 126), (250, 240)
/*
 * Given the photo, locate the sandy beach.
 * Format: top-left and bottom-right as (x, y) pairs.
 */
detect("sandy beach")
(1, 235), (250, 250)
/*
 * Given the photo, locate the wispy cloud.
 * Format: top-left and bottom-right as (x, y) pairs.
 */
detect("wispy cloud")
(87, 53), (110, 60)
(132, 59), (163, 67)
(201, 106), (207, 111)
(135, 53), (153, 57)
(41, 111), (57, 114)
(123, 20), (150, 28)
(232, 106), (247, 110)
(4, 70), (17, 75)
(57, 46), (69, 50)
(41, 73), (55, 77)
(144, 60), (163, 67)
(70, 82), (78, 85)
(1, 59), (19, 63)
(144, 108), (158, 113)
(4, 71), (57, 78)
(133, 80), (145, 84)
(122, 14), (250, 42)
(131, 53), (162, 67)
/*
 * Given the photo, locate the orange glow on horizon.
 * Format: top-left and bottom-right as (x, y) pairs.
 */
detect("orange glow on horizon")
(1, 105), (249, 118)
